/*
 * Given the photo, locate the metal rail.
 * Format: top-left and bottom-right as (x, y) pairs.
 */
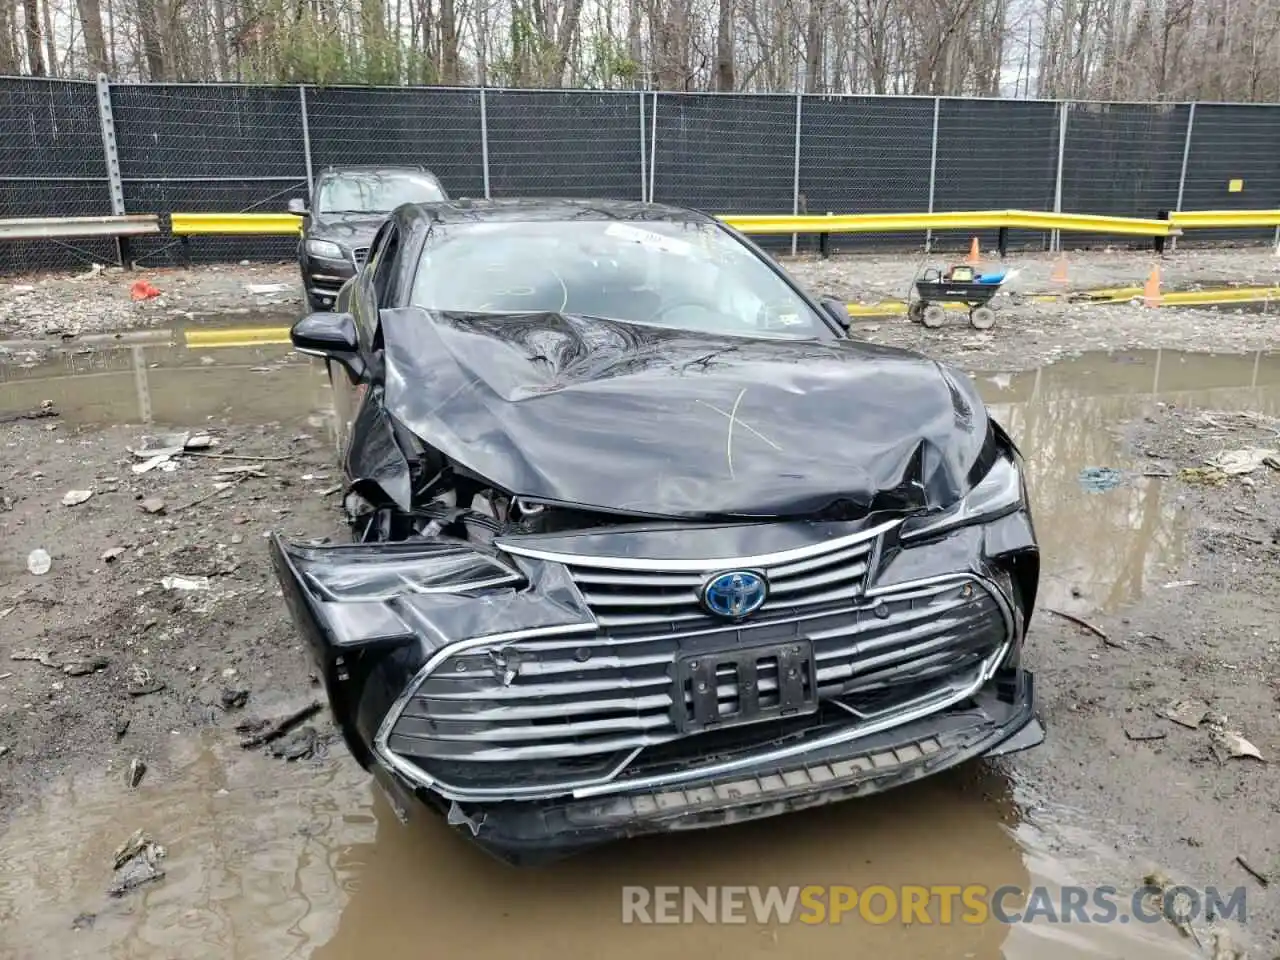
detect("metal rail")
(0, 215), (160, 241)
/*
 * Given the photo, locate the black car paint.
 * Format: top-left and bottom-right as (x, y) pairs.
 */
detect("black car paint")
(372, 306), (993, 519)
(272, 198), (1042, 863)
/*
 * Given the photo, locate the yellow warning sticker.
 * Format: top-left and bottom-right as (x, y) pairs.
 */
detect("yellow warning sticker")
(1228, 178), (1244, 193)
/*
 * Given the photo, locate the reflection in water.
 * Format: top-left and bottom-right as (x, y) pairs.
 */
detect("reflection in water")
(0, 340), (327, 430)
(0, 741), (1199, 960)
(0, 339), (1273, 959)
(976, 349), (1280, 615)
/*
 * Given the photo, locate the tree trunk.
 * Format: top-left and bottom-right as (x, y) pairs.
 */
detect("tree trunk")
(803, 0), (823, 92)
(135, 0), (167, 79)
(76, 0), (109, 72)
(439, 0), (458, 83)
(551, 0), (586, 85)
(22, 0), (45, 74)
(211, 0), (228, 78)
(0, 0), (20, 73)
(40, 0), (56, 74)
(627, 0), (642, 84)
(715, 0), (734, 90)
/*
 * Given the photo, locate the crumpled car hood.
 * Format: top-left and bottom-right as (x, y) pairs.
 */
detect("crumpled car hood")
(379, 307), (991, 518)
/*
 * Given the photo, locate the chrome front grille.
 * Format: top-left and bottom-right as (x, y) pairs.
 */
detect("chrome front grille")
(383, 536), (1013, 798)
(568, 538), (873, 631)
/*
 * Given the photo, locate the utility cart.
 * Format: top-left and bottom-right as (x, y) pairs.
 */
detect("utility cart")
(908, 264), (1006, 330)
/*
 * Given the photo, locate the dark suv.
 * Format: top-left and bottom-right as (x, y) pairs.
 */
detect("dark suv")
(289, 166), (448, 311)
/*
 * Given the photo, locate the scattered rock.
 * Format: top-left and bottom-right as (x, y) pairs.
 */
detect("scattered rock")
(100, 546), (125, 562)
(1160, 699), (1209, 729)
(161, 575), (210, 591)
(184, 435), (215, 450)
(26, 548), (52, 575)
(11, 649), (59, 668)
(61, 489), (94, 506)
(108, 830), (166, 897)
(127, 757), (147, 787)
(139, 498), (166, 515)
(131, 454), (173, 474)
(1206, 446), (1279, 476)
(1124, 726), (1167, 742)
(220, 687), (250, 710)
(70, 912), (96, 931)
(126, 668), (165, 698)
(62, 656), (109, 677)
(1207, 721), (1264, 762)
(115, 718), (130, 738)
(269, 725), (319, 761)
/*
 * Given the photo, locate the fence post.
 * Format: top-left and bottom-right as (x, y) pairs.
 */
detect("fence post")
(479, 87), (491, 199)
(791, 93), (802, 257)
(94, 73), (129, 267)
(1172, 102), (1196, 252)
(299, 85), (314, 202)
(639, 90), (647, 202)
(1052, 101), (1068, 252)
(648, 92), (658, 203)
(926, 96), (940, 253)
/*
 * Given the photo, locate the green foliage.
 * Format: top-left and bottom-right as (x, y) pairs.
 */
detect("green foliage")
(579, 35), (639, 88)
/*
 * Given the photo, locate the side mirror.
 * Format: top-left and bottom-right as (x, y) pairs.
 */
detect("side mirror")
(287, 197), (308, 216)
(291, 311), (364, 379)
(819, 296), (852, 331)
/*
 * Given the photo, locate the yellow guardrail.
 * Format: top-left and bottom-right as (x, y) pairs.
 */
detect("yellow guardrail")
(719, 209), (1179, 237)
(1168, 210), (1280, 229)
(170, 213), (303, 236)
(165, 208), (1280, 239)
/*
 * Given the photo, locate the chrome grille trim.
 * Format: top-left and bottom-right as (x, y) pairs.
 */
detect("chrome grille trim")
(373, 570), (1018, 802)
(496, 517), (902, 571)
(548, 523), (886, 630)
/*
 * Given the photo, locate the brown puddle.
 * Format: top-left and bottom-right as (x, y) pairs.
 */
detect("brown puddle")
(3, 334), (1278, 959)
(0, 742), (1200, 960)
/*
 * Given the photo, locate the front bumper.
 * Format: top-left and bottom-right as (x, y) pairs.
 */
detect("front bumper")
(299, 253), (356, 308)
(373, 670), (1040, 865)
(271, 502), (1042, 864)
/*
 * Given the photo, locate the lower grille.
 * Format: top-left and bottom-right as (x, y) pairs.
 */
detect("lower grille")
(351, 246), (369, 265)
(384, 572), (1011, 796)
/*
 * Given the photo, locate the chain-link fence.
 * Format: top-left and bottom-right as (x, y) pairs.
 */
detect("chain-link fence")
(3, 78), (1280, 273)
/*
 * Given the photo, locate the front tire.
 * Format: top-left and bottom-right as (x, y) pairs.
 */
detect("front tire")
(969, 306), (996, 330)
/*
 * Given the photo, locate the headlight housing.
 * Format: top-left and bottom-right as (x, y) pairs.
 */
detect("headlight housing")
(306, 239), (346, 261)
(900, 455), (1024, 541)
(293, 541), (523, 602)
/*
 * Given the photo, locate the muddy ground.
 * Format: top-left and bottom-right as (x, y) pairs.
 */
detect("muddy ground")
(1, 253), (1279, 958)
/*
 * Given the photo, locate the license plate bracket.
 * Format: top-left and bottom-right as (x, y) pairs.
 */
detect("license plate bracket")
(674, 640), (818, 734)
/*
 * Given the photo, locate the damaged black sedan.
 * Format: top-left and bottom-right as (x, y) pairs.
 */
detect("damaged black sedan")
(271, 197), (1043, 864)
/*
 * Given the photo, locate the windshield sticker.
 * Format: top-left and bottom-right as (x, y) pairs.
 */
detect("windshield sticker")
(605, 222), (696, 257)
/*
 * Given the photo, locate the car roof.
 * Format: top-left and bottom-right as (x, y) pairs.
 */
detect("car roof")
(321, 165), (440, 179)
(399, 197), (713, 226)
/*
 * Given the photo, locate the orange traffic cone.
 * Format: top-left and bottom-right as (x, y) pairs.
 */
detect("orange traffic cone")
(1142, 264), (1161, 307)
(965, 236), (981, 265)
(1050, 256), (1069, 286)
